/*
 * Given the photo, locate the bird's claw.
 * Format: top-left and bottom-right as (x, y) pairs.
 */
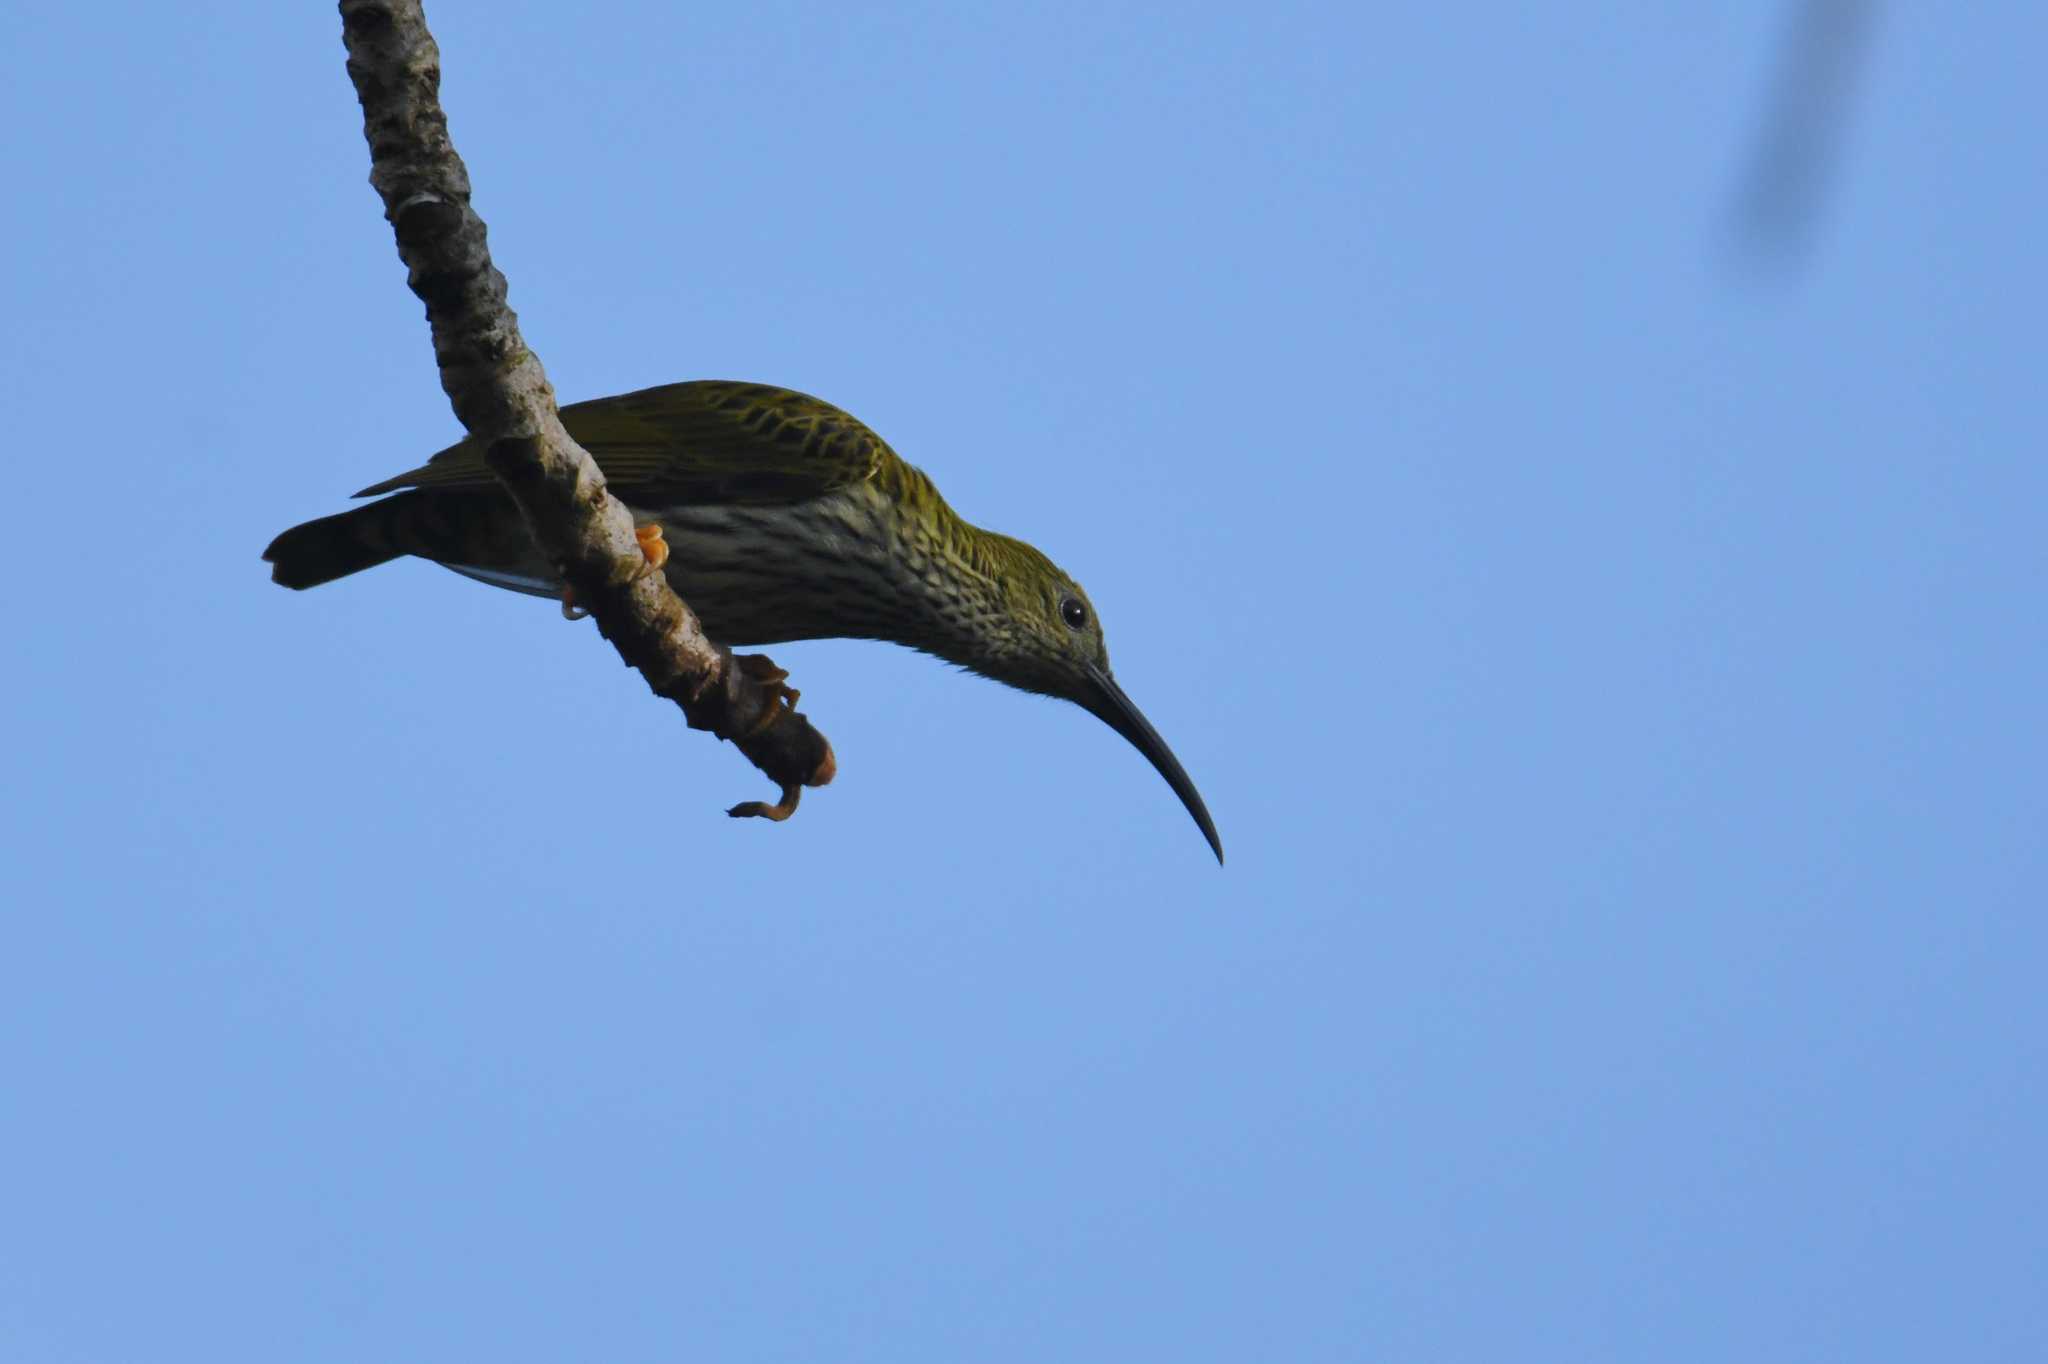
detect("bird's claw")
(560, 524), (670, 619)
(634, 523), (670, 574)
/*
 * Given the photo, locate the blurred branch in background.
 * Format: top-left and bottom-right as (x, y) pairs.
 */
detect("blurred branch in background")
(1732, 0), (1879, 268)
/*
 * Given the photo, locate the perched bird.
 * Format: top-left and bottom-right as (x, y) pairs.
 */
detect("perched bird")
(265, 380), (1221, 861)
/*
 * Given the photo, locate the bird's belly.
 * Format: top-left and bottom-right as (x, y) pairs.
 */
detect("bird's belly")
(443, 492), (925, 645)
(637, 497), (918, 646)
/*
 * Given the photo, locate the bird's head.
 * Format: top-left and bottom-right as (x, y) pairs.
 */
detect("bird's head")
(960, 537), (1223, 864)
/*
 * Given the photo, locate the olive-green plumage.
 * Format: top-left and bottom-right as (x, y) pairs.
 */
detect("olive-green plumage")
(266, 380), (1220, 860)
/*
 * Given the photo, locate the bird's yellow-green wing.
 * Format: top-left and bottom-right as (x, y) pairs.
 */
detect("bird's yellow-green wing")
(354, 381), (890, 505)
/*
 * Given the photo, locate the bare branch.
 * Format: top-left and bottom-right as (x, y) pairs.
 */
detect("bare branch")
(334, 0), (835, 818)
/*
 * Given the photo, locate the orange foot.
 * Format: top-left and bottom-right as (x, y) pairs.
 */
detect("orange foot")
(561, 523), (670, 620)
(635, 522), (670, 573)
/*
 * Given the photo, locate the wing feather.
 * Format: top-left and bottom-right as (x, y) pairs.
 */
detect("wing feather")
(354, 381), (888, 506)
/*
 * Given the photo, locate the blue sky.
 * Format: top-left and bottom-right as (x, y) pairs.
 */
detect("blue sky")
(4, 3), (2043, 1359)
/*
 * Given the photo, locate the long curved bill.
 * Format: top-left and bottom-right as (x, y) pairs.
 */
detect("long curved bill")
(1085, 663), (1223, 864)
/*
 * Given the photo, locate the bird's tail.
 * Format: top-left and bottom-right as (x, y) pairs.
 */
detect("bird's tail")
(265, 489), (539, 590)
(264, 500), (413, 589)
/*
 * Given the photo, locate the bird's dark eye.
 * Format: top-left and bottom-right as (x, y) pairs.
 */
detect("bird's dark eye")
(1060, 596), (1088, 630)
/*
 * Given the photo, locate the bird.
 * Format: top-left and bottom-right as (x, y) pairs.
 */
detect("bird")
(264, 379), (1221, 862)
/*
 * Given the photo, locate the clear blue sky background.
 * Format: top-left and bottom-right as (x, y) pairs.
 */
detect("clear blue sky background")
(4, 4), (2042, 1359)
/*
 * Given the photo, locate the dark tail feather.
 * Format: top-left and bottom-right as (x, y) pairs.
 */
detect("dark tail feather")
(264, 502), (407, 589)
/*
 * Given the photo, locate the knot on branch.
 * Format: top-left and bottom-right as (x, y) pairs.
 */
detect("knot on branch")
(675, 650), (838, 821)
(391, 191), (461, 248)
(565, 567), (836, 821)
(339, 2), (396, 42)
